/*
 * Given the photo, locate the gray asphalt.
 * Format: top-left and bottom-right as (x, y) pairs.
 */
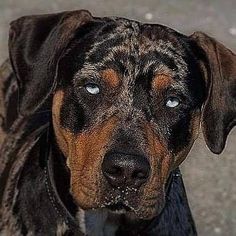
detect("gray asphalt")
(0, 1), (236, 235)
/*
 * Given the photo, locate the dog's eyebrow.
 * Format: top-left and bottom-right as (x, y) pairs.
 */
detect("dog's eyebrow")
(151, 72), (188, 96)
(152, 74), (173, 89)
(100, 69), (120, 87)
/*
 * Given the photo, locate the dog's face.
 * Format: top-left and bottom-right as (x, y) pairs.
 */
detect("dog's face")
(51, 18), (205, 219)
(9, 10), (236, 220)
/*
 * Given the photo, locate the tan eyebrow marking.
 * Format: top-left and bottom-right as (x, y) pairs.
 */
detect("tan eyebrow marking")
(152, 74), (173, 89)
(100, 69), (120, 88)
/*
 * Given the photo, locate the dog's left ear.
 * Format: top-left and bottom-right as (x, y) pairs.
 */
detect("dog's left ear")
(8, 10), (92, 116)
(190, 32), (236, 154)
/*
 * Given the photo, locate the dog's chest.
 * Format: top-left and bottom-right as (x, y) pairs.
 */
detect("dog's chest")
(77, 208), (120, 236)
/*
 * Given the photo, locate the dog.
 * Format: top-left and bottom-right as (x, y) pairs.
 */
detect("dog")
(0, 9), (235, 236)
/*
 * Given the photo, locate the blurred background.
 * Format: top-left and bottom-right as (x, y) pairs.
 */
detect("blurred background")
(0, 0), (236, 235)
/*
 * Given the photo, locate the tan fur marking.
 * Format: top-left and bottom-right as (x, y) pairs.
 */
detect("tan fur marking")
(100, 69), (120, 88)
(52, 90), (73, 157)
(52, 90), (118, 209)
(69, 116), (118, 209)
(144, 123), (172, 182)
(152, 74), (173, 90)
(136, 122), (173, 219)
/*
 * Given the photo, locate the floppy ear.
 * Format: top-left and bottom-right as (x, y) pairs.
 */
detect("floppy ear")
(190, 32), (236, 154)
(8, 10), (92, 116)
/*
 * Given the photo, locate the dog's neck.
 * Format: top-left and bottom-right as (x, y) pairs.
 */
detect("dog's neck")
(77, 208), (120, 236)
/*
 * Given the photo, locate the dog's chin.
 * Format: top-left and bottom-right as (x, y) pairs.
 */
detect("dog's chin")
(105, 201), (132, 214)
(77, 198), (165, 221)
(73, 186), (166, 221)
(102, 193), (166, 220)
(105, 202), (164, 221)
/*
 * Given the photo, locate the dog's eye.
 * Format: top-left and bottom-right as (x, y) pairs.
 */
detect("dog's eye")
(84, 83), (100, 95)
(166, 97), (180, 108)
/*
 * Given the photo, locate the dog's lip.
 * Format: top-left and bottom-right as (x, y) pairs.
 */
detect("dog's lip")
(105, 201), (132, 214)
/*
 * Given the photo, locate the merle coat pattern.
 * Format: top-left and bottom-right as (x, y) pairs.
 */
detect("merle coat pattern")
(0, 10), (236, 236)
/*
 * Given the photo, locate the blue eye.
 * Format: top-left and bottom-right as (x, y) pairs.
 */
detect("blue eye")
(85, 83), (100, 95)
(166, 97), (180, 108)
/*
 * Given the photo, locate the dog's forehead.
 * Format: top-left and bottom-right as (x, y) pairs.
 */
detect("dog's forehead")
(73, 17), (191, 86)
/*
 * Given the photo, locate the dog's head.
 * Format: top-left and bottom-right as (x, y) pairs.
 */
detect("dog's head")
(9, 10), (236, 220)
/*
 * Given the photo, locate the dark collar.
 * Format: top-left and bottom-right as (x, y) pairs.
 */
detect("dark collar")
(44, 147), (79, 228)
(42, 127), (82, 234)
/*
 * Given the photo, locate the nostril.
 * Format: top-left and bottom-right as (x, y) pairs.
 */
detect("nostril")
(132, 170), (149, 180)
(105, 166), (123, 177)
(103, 164), (125, 187)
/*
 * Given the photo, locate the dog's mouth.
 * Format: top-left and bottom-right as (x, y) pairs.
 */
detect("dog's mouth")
(105, 201), (132, 214)
(101, 187), (140, 215)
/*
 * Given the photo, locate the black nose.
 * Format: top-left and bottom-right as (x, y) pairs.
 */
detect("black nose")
(102, 152), (151, 188)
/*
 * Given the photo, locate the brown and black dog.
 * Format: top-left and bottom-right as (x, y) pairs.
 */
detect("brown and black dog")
(0, 9), (236, 236)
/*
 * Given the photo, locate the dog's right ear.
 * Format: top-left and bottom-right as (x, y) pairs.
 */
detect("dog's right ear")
(8, 10), (92, 116)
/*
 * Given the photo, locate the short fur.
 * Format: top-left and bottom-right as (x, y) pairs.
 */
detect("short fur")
(0, 10), (236, 236)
